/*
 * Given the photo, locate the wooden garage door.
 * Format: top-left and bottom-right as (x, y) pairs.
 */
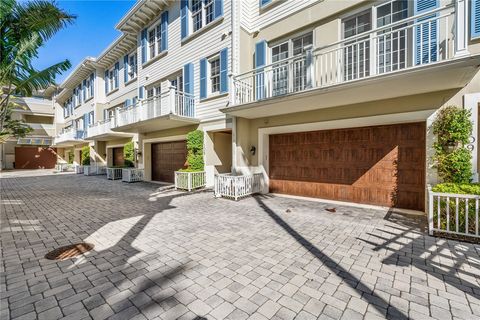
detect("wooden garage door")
(151, 141), (187, 182)
(15, 147), (57, 169)
(112, 147), (124, 166)
(269, 123), (426, 211)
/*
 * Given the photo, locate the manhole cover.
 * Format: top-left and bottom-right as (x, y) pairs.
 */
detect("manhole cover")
(45, 243), (94, 260)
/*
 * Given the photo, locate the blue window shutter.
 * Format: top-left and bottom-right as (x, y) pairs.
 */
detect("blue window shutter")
(139, 86), (145, 99)
(220, 48), (228, 94)
(90, 73), (95, 97)
(161, 11), (169, 51)
(104, 70), (109, 93)
(255, 40), (267, 100)
(200, 58), (207, 99)
(103, 109), (108, 120)
(181, 0), (189, 40)
(83, 113), (88, 130)
(183, 63), (194, 94)
(141, 28), (148, 63)
(124, 55), (129, 82)
(473, 0), (480, 39)
(82, 80), (87, 100)
(414, 0), (439, 65)
(114, 62), (119, 88)
(214, 0), (223, 19)
(260, 0), (271, 7)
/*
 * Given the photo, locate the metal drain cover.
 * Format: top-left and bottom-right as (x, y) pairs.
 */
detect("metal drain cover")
(45, 243), (94, 260)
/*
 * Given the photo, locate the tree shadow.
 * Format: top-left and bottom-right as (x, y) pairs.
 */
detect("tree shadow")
(253, 195), (409, 320)
(358, 210), (480, 301)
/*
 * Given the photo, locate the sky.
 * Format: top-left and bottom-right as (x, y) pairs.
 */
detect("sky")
(32, 0), (136, 84)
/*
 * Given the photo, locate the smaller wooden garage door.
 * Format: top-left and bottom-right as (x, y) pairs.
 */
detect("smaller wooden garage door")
(269, 123), (426, 211)
(151, 141), (187, 182)
(112, 147), (124, 166)
(15, 147), (57, 169)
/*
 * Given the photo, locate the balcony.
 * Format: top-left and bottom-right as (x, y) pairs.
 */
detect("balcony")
(226, 3), (480, 118)
(53, 128), (86, 147)
(85, 119), (132, 141)
(111, 87), (199, 133)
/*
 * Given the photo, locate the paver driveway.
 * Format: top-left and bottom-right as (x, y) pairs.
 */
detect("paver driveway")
(1, 170), (479, 320)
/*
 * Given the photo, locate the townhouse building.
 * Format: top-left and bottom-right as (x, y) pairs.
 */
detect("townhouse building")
(53, 0), (480, 213)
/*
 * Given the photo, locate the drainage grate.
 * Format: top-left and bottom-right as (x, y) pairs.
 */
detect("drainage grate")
(45, 243), (94, 260)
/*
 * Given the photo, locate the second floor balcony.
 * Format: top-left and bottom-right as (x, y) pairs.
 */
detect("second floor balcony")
(85, 119), (132, 141)
(54, 128), (86, 146)
(227, 3), (480, 118)
(111, 87), (199, 133)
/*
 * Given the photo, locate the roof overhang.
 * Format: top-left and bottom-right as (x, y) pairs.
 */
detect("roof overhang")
(116, 0), (169, 34)
(110, 114), (199, 133)
(96, 34), (137, 69)
(84, 132), (133, 141)
(222, 55), (480, 119)
(60, 57), (97, 89)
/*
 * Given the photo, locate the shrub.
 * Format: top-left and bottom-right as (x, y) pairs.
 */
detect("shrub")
(124, 141), (135, 167)
(432, 183), (480, 195)
(81, 146), (90, 165)
(432, 106), (473, 183)
(181, 130), (204, 171)
(67, 151), (74, 164)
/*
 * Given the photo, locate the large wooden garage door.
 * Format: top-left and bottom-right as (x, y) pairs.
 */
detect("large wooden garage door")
(112, 147), (124, 166)
(15, 147), (57, 169)
(269, 123), (425, 211)
(151, 141), (187, 182)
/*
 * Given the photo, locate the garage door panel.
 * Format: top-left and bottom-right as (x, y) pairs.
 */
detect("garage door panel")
(269, 123), (425, 211)
(151, 141), (187, 183)
(15, 147), (57, 169)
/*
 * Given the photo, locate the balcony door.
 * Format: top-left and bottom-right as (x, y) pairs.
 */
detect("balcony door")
(343, 10), (371, 81)
(271, 42), (289, 97)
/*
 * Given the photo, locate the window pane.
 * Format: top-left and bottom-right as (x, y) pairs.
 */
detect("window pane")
(156, 25), (162, 54)
(205, 0), (214, 24)
(149, 30), (155, 58)
(210, 58), (220, 93)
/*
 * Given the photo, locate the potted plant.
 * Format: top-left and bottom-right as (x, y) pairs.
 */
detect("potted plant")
(175, 130), (206, 191)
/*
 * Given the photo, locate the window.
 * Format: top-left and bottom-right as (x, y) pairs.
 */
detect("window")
(190, 0), (217, 33)
(128, 53), (137, 80)
(209, 56), (220, 94)
(147, 85), (161, 98)
(343, 10), (372, 80)
(146, 19), (166, 61)
(170, 74), (183, 92)
(149, 29), (156, 59)
(106, 66), (117, 93)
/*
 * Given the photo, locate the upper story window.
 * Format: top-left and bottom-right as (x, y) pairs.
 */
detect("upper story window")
(181, 0), (222, 40)
(209, 55), (220, 94)
(127, 53), (137, 81)
(105, 63), (119, 94)
(191, 0), (215, 33)
(147, 84), (161, 98)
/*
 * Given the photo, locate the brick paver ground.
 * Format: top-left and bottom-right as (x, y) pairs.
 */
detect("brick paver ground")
(1, 170), (479, 320)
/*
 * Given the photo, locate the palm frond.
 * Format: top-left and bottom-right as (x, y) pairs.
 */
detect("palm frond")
(14, 60), (71, 96)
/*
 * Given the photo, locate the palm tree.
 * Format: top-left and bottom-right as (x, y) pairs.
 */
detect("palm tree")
(0, 0), (76, 142)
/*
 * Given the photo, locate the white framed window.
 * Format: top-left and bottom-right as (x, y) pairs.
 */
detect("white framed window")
(128, 53), (137, 80)
(107, 67), (117, 92)
(148, 29), (156, 59)
(146, 20), (165, 61)
(170, 73), (183, 92)
(209, 55), (220, 94)
(190, 0), (216, 33)
(147, 85), (161, 98)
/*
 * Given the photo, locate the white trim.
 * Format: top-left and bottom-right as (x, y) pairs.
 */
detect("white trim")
(142, 134), (187, 144)
(106, 144), (126, 149)
(464, 92), (480, 181)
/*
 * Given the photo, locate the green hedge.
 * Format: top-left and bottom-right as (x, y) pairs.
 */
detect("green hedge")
(67, 151), (74, 164)
(180, 130), (204, 172)
(81, 146), (90, 165)
(124, 141), (134, 167)
(432, 183), (480, 195)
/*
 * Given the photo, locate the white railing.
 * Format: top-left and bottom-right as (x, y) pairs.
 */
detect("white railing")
(429, 190), (480, 239)
(84, 165), (107, 176)
(174, 171), (206, 191)
(233, 4), (455, 105)
(55, 128), (86, 144)
(106, 167), (123, 180)
(114, 87), (195, 128)
(74, 165), (84, 174)
(87, 119), (114, 138)
(122, 168), (144, 183)
(214, 173), (263, 201)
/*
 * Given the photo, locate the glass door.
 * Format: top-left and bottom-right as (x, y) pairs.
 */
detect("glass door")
(271, 42), (289, 97)
(343, 10), (371, 81)
(292, 33), (313, 91)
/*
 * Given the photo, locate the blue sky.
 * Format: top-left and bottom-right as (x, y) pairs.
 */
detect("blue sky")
(33, 0), (136, 84)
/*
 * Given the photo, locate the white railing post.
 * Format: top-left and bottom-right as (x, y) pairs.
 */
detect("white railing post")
(454, 0), (469, 57)
(115, 107), (121, 127)
(169, 86), (176, 115)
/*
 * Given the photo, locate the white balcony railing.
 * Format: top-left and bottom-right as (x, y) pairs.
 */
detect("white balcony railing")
(86, 119), (114, 138)
(54, 128), (86, 144)
(113, 87), (195, 129)
(233, 4), (457, 105)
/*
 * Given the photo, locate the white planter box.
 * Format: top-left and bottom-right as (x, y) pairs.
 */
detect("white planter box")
(107, 168), (123, 180)
(84, 165), (107, 176)
(122, 168), (144, 183)
(214, 173), (263, 201)
(175, 171), (206, 191)
(55, 163), (73, 172)
(74, 165), (84, 174)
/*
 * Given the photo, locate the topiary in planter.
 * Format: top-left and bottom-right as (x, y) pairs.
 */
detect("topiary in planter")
(181, 130), (204, 172)
(68, 151), (74, 164)
(81, 146), (90, 165)
(433, 106), (473, 183)
(124, 141), (135, 167)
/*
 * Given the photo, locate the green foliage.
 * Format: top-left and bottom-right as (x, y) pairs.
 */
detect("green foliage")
(432, 183), (480, 195)
(123, 141), (134, 167)
(67, 151), (74, 164)
(1, 0), (75, 140)
(432, 106), (473, 183)
(182, 130), (204, 171)
(81, 146), (90, 165)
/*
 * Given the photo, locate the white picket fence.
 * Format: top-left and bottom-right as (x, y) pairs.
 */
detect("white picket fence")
(174, 171), (206, 191)
(74, 165), (84, 174)
(55, 163), (73, 172)
(122, 168), (144, 183)
(106, 168), (123, 180)
(214, 173), (263, 201)
(428, 190), (480, 239)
